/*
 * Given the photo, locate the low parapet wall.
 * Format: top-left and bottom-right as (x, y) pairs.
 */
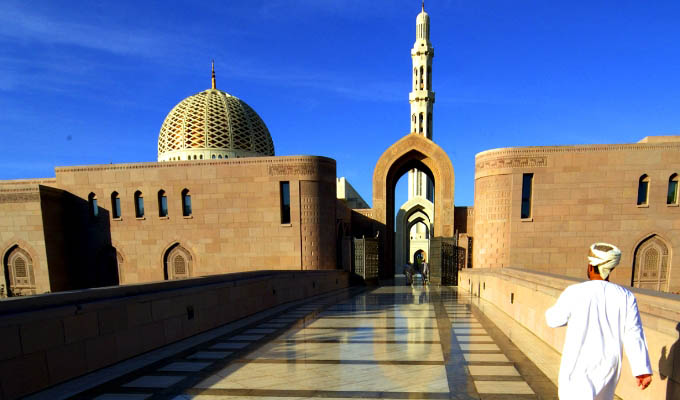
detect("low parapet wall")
(0, 270), (350, 399)
(459, 267), (680, 400)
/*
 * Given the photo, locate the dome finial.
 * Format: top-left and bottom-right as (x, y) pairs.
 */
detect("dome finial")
(422, 1), (425, 12)
(211, 60), (216, 89)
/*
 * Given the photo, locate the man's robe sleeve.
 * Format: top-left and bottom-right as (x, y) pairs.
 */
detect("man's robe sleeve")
(622, 294), (653, 376)
(545, 286), (572, 328)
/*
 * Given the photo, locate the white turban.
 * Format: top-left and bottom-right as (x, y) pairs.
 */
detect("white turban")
(588, 243), (621, 279)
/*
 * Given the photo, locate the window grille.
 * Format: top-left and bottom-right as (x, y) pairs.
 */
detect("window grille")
(14, 257), (27, 278)
(174, 255), (186, 275)
(164, 244), (192, 280)
(633, 235), (670, 291)
(4, 247), (36, 295)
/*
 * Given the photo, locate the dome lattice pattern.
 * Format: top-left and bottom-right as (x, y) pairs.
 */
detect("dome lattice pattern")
(158, 89), (274, 161)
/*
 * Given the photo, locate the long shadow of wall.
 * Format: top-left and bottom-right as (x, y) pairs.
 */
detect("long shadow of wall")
(39, 185), (117, 291)
(660, 323), (680, 400)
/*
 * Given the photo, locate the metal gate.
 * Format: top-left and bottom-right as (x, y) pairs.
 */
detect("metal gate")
(430, 237), (458, 286)
(353, 237), (379, 281)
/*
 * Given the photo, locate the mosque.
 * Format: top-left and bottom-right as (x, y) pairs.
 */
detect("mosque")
(1, 4), (679, 298)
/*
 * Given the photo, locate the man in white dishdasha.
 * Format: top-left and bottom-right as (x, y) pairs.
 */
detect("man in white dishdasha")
(545, 243), (652, 400)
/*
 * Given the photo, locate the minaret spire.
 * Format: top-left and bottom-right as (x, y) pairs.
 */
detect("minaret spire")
(408, 3), (435, 201)
(211, 60), (216, 89)
(410, 3), (435, 139)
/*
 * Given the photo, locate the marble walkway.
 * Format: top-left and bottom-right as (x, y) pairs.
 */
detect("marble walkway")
(36, 281), (558, 399)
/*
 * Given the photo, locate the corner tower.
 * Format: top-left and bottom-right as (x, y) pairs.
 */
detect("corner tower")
(409, 2), (435, 139)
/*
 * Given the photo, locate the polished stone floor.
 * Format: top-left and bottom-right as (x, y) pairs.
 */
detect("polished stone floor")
(36, 280), (558, 399)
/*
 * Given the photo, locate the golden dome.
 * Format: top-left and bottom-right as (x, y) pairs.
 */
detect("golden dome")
(157, 87), (275, 162)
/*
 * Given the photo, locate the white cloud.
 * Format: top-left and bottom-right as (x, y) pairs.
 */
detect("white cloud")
(0, 3), (165, 56)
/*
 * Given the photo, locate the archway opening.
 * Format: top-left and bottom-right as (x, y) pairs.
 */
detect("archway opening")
(372, 134), (455, 281)
(385, 155), (437, 278)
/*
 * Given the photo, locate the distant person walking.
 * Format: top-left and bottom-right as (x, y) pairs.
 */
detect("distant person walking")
(404, 262), (415, 285)
(545, 243), (652, 400)
(421, 260), (429, 284)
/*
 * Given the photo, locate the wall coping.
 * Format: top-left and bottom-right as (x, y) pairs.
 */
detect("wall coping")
(0, 270), (345, 317)
(53, 155), (336, 173)
(475, 141), (680, 160)
(462, 267), (680, 335)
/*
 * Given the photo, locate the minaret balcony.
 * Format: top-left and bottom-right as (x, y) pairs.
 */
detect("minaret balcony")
(409, 91), (436, 102)
(411, 47), (435, 57)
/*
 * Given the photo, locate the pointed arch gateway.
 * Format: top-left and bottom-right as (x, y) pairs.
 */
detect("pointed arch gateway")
(372, 133), (455, 279)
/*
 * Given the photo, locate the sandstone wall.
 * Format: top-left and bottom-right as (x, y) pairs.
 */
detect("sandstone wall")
(460, 267), (680, 400)
(0, 270), (350, 399)
(473, 141), (680, 291)
(0, 181), (54, 294)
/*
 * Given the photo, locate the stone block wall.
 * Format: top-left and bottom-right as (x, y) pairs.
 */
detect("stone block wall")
(473, 140), (680, 291)
(0, 181), (53, 295)
(460, 267), (680, 400)
(0, 269), (350, 399)
(0, 156), (339, 291)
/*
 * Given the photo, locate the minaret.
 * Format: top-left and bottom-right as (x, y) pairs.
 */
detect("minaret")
(408, 2), (435, 201)
(409, 2), (435, 139)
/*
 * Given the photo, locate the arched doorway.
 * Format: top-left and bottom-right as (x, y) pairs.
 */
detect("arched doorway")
(372, 133), (455, 279)
(632, 234), (671, 292)
(395, 197), (434, 268)
(163, 243), (193, 280)
(2, 245), (36, 297)
(413, 249), (427, 264)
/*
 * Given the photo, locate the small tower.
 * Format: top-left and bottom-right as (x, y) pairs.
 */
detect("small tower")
(409, 1), (435, 139)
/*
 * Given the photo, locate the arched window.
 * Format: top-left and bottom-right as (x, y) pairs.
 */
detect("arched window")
(418, 113), (423, 133)
(88, 192), (98, 218)
(158, 190), (168, 217)
(3, 246), (36, 297)
(181, 189), (192, 217)
(419, 66), (424, 89)
(413, 68), (417, 88)
(218, 155), (222, 159)
(199, 155), (203, 160)
(668, 173), (678, 205)
(637, 174), (650, 206)
(134, 191), (144, 218)
(212, 155), (216, 159)
(632, 235), (670, 291)
(111, 191), (121, 219)
(163, 244), (192, 280)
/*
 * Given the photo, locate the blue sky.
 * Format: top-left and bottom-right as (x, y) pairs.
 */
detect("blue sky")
(1, 1), (679, 207)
